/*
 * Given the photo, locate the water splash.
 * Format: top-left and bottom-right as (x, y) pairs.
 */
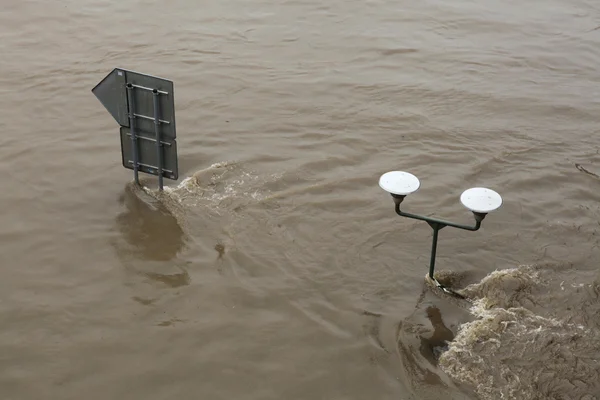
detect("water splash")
(141, 161), (277, 213)
(439, 265), (600, 400)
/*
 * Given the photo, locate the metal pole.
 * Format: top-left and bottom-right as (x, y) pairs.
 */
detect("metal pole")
(152, 89), (163, 191)
(428, 223), (442, 279)
(126, 84), (140, 185)
(392, 200), (480, 298)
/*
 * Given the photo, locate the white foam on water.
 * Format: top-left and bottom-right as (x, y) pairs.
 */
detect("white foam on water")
(439, 265), (600, 400)
(140, 161), (277, 210)
(134, 162), (295, 237)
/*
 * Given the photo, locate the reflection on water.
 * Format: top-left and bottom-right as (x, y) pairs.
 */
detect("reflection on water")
(363, 272), (478, 400)
(420, 306), (454, 364)
(112, 183), (191, 289)
(392, 277), (476, 399)
(115, 183), (186, 261)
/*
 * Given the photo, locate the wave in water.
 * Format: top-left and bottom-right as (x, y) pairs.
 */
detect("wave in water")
(439, 264), (600, 400)
(133, 168), (600, 399)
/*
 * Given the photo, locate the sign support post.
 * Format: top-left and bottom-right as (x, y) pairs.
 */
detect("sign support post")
(126, 83), (140, 185)
(152, 89), (164, 191)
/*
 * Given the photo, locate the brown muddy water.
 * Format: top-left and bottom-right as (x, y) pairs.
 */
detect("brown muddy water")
(1, 0), (600, 399)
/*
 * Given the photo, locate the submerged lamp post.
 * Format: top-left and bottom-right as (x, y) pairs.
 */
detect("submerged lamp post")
(379, 171), (502, 295)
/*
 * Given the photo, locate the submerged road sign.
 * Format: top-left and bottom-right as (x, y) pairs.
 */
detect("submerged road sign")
(92, 68), (179, 190)
(119, 126), (178, 180)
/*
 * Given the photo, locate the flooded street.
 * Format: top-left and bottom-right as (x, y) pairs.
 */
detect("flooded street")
(1, 0), (600, 398)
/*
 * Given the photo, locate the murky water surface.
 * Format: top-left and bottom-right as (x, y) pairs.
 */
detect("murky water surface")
(1, 0), (600, 398)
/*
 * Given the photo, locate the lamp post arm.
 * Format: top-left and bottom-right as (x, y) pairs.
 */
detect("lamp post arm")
(394, 203), (482, 231)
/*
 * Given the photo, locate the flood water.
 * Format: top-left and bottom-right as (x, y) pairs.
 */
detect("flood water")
(2, 0), (600, 399)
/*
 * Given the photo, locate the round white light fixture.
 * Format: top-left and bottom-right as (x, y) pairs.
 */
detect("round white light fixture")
(379, 171), (421, 196)
(460, 187), (503, 213)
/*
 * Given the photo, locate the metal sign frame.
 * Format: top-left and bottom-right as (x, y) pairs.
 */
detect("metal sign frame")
(92, 68), (179, 189)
